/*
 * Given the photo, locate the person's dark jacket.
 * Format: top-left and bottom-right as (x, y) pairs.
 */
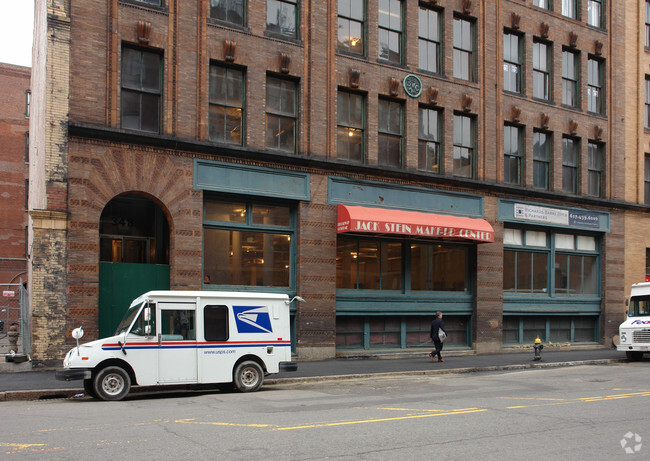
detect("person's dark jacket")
(430, 317), (446, 342)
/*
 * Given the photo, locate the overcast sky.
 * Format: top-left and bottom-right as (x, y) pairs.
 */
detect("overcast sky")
(0, 0), (34, 67)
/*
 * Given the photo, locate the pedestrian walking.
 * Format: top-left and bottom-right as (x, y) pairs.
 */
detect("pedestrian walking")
(429, 311), (446, 362)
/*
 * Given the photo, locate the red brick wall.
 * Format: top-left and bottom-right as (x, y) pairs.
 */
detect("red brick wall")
(0, 63), (30, 285)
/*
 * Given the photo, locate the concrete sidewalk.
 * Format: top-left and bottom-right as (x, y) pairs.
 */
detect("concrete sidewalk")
(0, 347), (628, 401)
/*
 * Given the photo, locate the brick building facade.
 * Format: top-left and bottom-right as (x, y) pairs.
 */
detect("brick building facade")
(0, 63), (30, 287)
(29, 0), (637, 363)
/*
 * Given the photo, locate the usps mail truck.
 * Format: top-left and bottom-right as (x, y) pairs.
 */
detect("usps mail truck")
(55, 291), (298, 400)
(618, 282), (650, 361)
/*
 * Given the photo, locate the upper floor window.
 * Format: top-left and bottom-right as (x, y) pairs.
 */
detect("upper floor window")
(133, 0), (162, 5)
(587, 57), (603, 114)
(453, 113), (474, 178)
(418, 6), (441, 73)
(533, 40), (550, 100)
(209, 65), (245, 145)
(504, 124), (522, 185)
(645, 154), (650, 205)
(338, 0), (364, 55)
(562, 136), (579, 194)
(503, 32), (522, 93)
(418, 106), (441, 173)
(378, 0), (403, 64)
(587, 0), (602, 28)
(646, 1), (650, 48)
(646, 76), (650, 129)
(337, 90), (365, 162)
(453, 17), (474, 81)
(533, 0), (550, 8)
(587, 141), (603, 197)
(267, 0), (298, 39)
(25, 90), (31, 118)
(562, 49), (579, 107)
(562, 0), (577, 19)
(265, 76), (297, 152)
(533, 130), (551, 190)
(378, 98), (403, 168)
(121, 47), (162, 133)
(210, 0), (245, 26)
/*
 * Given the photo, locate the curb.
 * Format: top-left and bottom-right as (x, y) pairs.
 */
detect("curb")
(0, 358), (626, 402)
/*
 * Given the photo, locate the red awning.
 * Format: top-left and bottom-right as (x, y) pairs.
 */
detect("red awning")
(336, 204), (494, 243)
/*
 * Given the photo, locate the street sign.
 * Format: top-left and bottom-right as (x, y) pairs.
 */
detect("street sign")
(3, 290), (15, 297)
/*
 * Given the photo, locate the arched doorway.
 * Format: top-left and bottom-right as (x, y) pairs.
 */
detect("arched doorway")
(98, 193), (170, 337)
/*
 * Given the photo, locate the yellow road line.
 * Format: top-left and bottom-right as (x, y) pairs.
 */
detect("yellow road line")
(175, 418), (277, 428)
(0, 443), (46, 449)
(274, 408), (487, 431)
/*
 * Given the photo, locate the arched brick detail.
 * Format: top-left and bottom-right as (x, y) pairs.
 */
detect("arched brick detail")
(66, 141), (203, 342)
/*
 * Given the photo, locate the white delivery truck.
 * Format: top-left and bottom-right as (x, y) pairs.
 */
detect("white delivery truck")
(618, 282), (650, 361)
(55, 291), (299, 400)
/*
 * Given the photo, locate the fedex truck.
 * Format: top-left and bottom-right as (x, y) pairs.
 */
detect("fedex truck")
(55, 291), (299, 400)
(618, 282), (650, 361)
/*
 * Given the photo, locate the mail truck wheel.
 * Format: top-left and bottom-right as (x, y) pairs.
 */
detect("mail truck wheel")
(626, 351), (644, 362)
(94, 366), (131, 401)
(83, 378), (98, 399)
(233, 361), (264, 392)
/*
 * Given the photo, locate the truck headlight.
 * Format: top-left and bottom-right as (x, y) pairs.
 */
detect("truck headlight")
(620, 332), (627, 343)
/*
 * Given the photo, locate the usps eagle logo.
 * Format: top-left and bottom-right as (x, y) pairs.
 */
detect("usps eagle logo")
(233, 306), (273, 334)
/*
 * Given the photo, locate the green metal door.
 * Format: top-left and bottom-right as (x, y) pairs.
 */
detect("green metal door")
(98, 262), (170, 338)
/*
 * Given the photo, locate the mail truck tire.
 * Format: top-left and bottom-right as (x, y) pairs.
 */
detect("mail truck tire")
(94, 366), (131, 401)
(84, 378), (98, 399)
(233, 361), (264, 392)
(626, 351), (644, 362)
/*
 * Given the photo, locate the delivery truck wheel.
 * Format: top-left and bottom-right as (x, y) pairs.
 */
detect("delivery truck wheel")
(94, 366), (131, 401)
(83, 379), (98, 399)
(233, 361), (264, 392)
(626, 351), (644, 362)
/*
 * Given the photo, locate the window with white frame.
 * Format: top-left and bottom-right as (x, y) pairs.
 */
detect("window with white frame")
(533, 40), (550, 100)
(418, 106), (442, 173)
(338, 0), (364, 55)
(562, 49), (579, 107)
(587, 0), (602, 28)
(504, 124), (522, 185)
(267, 0), (298, 38)
(533, 130), (551, 190)
(378, 98), (403, 167)
(337, 90), (365, 162)
(378, 0), (403, 64)
(419, 6), (441, 73)
(587, 141), (603, 197)
(453, 113), (474, 178)
(453, 17), (474, 81)
(587, 57), (603, 114)
(562, 0), (577, 19)
(265, 76), (297, 152)
(209, 65), (244, 145)
(210, 0), (245, 26)
(562, 136), (579, 194)
(503, 32), (522, 93)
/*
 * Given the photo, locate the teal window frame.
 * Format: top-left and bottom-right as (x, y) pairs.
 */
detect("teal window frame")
(503, 315), (599, 345)
(418, 106), (442, 173)
(338, 0), (365, 55)
(418, 5), (441, 73)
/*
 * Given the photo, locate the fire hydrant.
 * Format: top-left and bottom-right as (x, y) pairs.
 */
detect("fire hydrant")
(533, 337), (543, 361)
(8, 323), (19, 353)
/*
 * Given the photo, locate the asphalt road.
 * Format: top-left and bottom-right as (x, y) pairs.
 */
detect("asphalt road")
(0, 363), (647, 460)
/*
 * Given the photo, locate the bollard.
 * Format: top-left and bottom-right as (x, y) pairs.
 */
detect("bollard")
(533, 337), (544, 361)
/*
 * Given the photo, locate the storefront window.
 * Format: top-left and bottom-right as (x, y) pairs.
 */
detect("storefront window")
(503, 229), (599, 297)
(336, 237), (402, 290)
(410, 243), (468, 291)
(203, 197), (294, 288)
(337, 236), (470, 292)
